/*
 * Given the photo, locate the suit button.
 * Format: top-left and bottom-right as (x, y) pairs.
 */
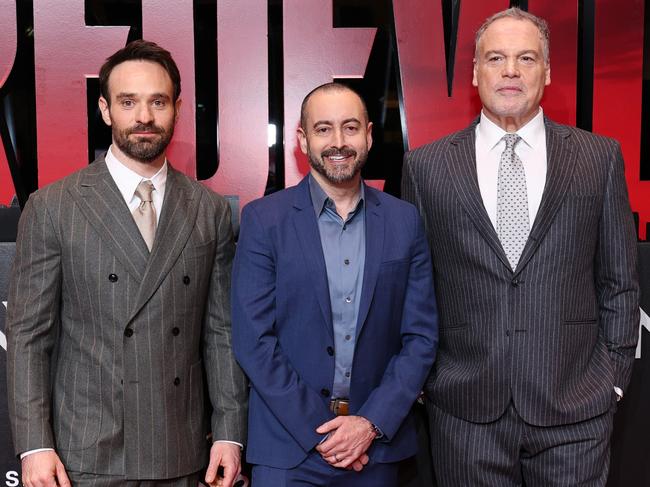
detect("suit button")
(511, 278), (519, 287)
(174, 377), (181, 386)
(506, 330), (511, 337)
(321, 388), (330, 397)
(108, 273), (118, 282)
(124, 328), (133, 337)
(326, 346), (334, 356)
(172, 327), (180, 336)
(183, 276), (191, 285)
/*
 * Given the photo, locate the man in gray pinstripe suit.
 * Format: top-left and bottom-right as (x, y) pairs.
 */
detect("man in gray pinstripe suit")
(402, 8), (639, 486)
(5, 40), (247, 487)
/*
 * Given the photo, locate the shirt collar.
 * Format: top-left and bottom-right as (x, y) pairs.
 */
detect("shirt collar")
(308, 173), (365, 218)
(477, 107), (545, 151)
(105, 145), (168, 203)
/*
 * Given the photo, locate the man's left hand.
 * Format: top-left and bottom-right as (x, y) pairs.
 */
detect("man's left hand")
(205, 442), (241, 487)
(315, 415), (377, 469)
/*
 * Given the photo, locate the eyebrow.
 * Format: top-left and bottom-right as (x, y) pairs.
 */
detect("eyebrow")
(115, 92), (171, 100)
(484, 49), (539, 57)
(312, 117), (362, 127)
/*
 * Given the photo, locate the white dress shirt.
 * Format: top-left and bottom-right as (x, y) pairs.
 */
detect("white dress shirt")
(475, 108), (547, 231)
(105, 145), (167, 223)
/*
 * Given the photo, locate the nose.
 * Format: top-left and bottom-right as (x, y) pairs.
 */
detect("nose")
(503, 58), (519, 77)
(331, 127), (344, 148)
(136, 104), (154, 124)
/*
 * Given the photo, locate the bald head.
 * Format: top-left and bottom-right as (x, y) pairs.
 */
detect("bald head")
(300, 82), (369, 130)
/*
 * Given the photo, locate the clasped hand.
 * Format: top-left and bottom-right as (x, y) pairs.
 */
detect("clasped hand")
(315, 415), (377, 471)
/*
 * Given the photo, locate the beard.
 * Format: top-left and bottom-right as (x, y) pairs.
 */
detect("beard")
(112, 122), (174, 163)
(308, 146), (368, 184)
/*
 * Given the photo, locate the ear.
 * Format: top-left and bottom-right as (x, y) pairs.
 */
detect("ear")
(472, 60), (479, 87)
(366, 121), (373, 151)
(297, 127), (308, 155)
(544, 65), (551, 86)
(98, 97), (112, 126)
(174, 98), (182, 122)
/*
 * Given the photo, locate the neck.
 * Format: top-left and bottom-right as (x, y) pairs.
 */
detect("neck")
(311, 170), (362, 219)
(110, 143), (165, 178)
(483, 107), (539, 133)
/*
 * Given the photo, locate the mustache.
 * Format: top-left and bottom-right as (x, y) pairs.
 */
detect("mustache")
(321, 147), (357, 158)
(127, 124), (164, 135)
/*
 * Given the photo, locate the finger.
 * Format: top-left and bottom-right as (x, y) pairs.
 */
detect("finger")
(360, 453), (369, 465)
(316, 416), (343, 434)
(351, 459), (365, 472)
(205, 452), (223, 483)
(221, 458), (238, 487)
(55, 461), (72, 487)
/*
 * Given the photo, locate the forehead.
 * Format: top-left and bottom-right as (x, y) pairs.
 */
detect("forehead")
(478, 17), (543, 52)
(107, 60), (173, 97)
(304, 89), (366, 124)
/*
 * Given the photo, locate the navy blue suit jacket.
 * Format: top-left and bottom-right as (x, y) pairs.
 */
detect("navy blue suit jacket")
(232, 176), (438, 468)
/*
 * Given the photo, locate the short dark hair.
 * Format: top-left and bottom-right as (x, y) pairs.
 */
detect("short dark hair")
(300, 82), (369, 130)
(99, 39), (181, 106)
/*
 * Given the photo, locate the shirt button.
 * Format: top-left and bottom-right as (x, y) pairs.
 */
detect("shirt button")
(326, 346), (334, 356)
(183, 276), (191, 285)
(345, 335), (351, 341)
(344, 259), (350, 265)
(345, 296), (352, 303)
(173, 377), (181, 386)
(172, 327), (180, 336)
(108, 274), (118, 282)
(124, 328), (133, 337)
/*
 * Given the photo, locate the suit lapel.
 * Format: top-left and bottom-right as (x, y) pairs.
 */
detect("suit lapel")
(514, 119), (576, 276)
(355, 186), (383, 338)
(69, 158), (148, 282)
(446, 123), (511, 270)
(127, 166), (201, 324)
(292, 178), (334, 338)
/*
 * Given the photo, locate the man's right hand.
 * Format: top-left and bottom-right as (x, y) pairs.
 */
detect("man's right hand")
(21, 450), (71, 487)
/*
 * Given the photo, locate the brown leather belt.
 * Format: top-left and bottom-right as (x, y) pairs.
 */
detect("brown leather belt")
(329, 398), (349, 416)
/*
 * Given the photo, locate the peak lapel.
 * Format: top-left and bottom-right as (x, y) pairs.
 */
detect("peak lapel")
(355, 187), (383, 339)
(292, 178), (334, 338)
(446, 124), (511, 270)
(514, 120), (576, 276)
(127, 166), (201, 324)
(68, 159), (148, 282)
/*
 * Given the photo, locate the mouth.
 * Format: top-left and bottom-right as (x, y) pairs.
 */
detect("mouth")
(497, 86), (523, 95)
(322, 149), (356, 164)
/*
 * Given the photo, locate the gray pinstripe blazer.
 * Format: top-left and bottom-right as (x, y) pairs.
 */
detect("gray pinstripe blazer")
(6, 156), (247, 479)
(402, 118), (639, 426)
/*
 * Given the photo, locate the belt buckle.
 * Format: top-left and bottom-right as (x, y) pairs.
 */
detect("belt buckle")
(330, 398), (350, 416)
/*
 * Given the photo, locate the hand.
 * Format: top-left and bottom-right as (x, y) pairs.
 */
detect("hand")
(21, 450), (71, 487)
(315, 416), (376, 469)
(205, 442), (242, 487)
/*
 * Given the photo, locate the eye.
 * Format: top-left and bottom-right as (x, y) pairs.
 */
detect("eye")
(315, 126), (331, 135)
(121, 99), (135, 108)
(152, 99), (166, 108)
(487, 54), (504, 63)
(344, 125), (359, 134)
(520, 55), (536, 63)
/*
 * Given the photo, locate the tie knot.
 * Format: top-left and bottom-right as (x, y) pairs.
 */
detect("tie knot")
(135, 180), (155, 203)
(503, 133), (521, 150)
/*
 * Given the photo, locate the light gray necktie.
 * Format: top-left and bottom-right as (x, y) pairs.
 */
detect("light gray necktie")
(497, 134), (529, 270)
(132, 180), (156, 252)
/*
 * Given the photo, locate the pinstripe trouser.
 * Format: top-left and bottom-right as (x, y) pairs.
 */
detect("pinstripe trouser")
(66, 471), (202, 487)
(427, 400), (615, 487)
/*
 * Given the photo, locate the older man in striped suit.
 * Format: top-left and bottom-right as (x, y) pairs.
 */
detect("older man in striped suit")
(6, 40), (247, 487)
(402, 8), (639, 486)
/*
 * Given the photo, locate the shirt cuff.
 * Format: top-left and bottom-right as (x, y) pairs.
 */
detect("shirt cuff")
(20, 448), (54, 459)
(614, 386), (624, 402)
(214, 440), (244, 449)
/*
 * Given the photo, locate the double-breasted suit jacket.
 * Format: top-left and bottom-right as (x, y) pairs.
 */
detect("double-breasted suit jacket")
(6, 156), (248, 479)
(402, 118), (639, 426)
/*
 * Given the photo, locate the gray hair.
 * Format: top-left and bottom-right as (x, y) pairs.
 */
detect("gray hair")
(475, 7), (550, 64)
